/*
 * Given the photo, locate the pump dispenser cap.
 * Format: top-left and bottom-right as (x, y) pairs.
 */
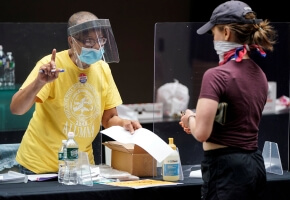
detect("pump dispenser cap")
(68, 132), (74, 138)
(168, 138), (176, 150)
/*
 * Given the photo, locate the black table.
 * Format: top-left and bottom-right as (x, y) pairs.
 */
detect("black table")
(0, 166), (290, 200)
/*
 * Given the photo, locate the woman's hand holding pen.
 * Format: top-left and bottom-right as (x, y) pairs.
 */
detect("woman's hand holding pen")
(10, 48), (64, 115)
(38, 49), (64, 83)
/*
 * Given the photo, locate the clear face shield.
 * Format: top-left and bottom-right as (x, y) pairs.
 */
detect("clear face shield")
(68, 19), (119, 68)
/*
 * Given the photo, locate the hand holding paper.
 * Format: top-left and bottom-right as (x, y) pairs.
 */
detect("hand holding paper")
(101, 126), (174, 163)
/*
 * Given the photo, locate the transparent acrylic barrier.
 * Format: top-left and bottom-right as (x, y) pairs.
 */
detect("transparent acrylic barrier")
(77, 151), (93, 186)
(0, 23), (67, 132)
(262, 141), (283, 175)
(177, 148), (184, 180)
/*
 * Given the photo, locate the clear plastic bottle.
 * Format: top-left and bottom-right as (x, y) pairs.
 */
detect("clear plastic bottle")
(162, 137), (180, 181)
(58, 139), (67, 184)
(63, 132), (79, 185)
(4, 52), (15, 87)
(0, 45), (6, 87)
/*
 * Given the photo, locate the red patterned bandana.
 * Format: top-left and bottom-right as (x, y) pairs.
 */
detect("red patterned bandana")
(219, 44), (266, 66)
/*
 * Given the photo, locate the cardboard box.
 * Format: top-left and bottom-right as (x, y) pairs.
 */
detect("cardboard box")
(103, 141), (157, 177)
(124, 103), (163, 120)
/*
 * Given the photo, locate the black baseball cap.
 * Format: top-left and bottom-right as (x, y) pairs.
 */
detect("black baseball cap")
(197, 0), (262, 35)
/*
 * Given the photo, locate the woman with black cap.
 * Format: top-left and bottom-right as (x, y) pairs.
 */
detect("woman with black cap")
(179, 1), (277, 199)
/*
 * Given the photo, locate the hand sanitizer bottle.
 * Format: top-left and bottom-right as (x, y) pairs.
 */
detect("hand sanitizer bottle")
(162, 137), (180, 181)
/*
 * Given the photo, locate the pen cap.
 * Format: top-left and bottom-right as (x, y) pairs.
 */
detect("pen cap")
(168, 138), (176, 150)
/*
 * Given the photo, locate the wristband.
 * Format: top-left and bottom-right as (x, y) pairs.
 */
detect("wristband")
(188, 114), (195, 124)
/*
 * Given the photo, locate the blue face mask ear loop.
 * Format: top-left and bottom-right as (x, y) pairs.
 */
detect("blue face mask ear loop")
(96, 37), (106, 62)
(100, 46), (105, 62)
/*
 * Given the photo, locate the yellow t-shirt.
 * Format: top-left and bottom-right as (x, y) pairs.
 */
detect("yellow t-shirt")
(16, 50), (122, 174)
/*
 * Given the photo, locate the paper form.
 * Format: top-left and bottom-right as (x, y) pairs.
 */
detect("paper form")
(100, 126), (174, 163)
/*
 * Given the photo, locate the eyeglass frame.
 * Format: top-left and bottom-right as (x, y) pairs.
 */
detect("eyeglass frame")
(73, 37), (107, 48)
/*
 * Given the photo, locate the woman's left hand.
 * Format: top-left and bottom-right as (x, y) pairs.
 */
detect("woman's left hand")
(179, 109), (195, 134)
(179, 121), (191, 134)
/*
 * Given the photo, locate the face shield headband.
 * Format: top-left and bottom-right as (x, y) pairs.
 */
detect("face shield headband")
(68, 19), (120, 63)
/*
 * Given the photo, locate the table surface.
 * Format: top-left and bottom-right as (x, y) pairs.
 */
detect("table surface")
(1, 166), (290, 200)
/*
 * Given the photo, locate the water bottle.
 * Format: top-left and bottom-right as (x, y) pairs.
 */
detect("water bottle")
(5, 52), (15, 87)
(58, 139), (67, 184)
(63, 132), (79, 185)
(0, 45), (6, 87)
(162, 137), (180, 181)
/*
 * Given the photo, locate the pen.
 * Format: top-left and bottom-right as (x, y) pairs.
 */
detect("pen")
(39, 69), (65, 73)
(180, 111), (185, 116)
(181, 109), (196, 116)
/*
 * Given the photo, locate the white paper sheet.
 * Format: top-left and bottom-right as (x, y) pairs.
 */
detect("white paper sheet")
(100, 126), (174, 163)
(189, 169), (202, 178)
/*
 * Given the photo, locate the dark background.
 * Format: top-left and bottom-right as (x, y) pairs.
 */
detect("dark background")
(0, 0), (289, 104)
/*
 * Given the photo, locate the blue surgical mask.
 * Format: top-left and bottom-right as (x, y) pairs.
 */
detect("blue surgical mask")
(79, 47), (104, 64)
